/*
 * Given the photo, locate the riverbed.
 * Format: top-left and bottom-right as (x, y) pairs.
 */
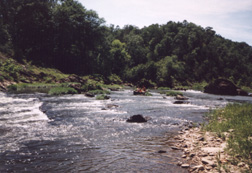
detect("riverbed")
(0, 90), (251, 172)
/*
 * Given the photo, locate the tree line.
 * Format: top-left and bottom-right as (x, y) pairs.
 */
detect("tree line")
(1, 0), (252, 87)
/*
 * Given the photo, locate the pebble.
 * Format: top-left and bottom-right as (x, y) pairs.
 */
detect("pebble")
(228, 129), (234, 132)
(209, 152), (215, 156)
(199, 153), (208, 157)
(181, 164), (190, 168)
(183, 144), (188, 148)
(238, 162), (245, 167)
(198, 137), (204, 141)
(177, 161), (182, 166)
(182, 155), (187, 158)
(192, 165), (204, 171)
(203, 141), (208, 145)
(171, 146), (180, 150)
(158, 150), (166, 153)
(205, 166), (212, 170)
(201, 158), (214, 165)
(184, 149), (190, 154)
(190, 153), (196, 157)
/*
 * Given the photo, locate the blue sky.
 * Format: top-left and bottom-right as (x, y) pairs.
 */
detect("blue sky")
(80, 0), (252, 46)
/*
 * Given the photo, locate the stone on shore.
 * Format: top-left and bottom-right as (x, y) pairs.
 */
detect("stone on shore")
(181, 164), (190, 168)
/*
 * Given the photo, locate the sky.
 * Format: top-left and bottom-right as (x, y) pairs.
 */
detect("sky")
(80, 0), (252, 46)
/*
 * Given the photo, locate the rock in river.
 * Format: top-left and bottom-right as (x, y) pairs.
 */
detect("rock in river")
(204, 79), (248, 96)
(126, 114), (147, 123)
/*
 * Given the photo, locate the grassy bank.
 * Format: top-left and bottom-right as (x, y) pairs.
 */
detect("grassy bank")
(203, 103), (252, 167)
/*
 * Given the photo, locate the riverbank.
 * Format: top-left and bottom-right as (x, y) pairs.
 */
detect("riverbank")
(173, 127), (250, 172)
(172, 103), (252, 172)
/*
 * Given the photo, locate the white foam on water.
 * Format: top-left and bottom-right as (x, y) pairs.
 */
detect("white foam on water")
(0, 92), (49, 125)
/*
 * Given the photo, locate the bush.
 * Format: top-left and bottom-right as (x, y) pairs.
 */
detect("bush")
(81, 80), (103, 92)
(108, 74), (123, 84)
(48, 87), (78, 95)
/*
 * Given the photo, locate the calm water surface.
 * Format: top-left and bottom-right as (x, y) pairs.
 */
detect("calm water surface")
(0, 90), (252, 172)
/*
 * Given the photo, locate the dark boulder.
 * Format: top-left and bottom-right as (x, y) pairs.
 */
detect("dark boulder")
(204, 79), (248, 96)
(174, 101), (190, 104)
(85, 92), (95, 97)
(107, 104), (119, 109)
(126, 114), (147, 123)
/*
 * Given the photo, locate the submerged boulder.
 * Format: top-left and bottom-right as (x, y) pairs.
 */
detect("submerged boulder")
(175, 95), (189, 100)
(126, 114), (147, 123)
(174, 101), (190, 104)
(204, 79), (248, 96)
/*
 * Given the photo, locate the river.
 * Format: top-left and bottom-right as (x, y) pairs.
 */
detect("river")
(0, 89), (252, 172)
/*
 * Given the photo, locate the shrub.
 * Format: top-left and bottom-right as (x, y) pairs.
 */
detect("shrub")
(48, 87), (78, 95)
(108, 74), (123, 84)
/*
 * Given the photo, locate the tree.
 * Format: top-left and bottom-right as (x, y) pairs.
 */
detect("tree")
(109, 39), (131, 76)
(53, 0), (105, 74)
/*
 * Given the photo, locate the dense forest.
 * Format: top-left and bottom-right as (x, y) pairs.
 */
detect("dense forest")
(1, 0), (252, 88)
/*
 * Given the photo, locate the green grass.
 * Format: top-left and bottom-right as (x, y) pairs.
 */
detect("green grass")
(7, 82), (80, 94)
(96, 94), (110, 100)
(103, 84), (122, 90)
(144, 92), (153, 96)
(204, 103), (252, 165)
(87, 89), (110, 95)
(165, 90), (183, 96)
(48, 87), (78, 95)
(158, 87), (171, 90)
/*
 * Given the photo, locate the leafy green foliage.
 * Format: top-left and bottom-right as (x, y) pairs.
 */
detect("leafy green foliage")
(48, 87), (78, 95)
(0, 59), (23, 81)
(191, 82), (208, 91)
(109, 39), (131, 76)
(107, 74), (123, 84)
(204, 103), (252, 162)
(0, 0), (252, 90)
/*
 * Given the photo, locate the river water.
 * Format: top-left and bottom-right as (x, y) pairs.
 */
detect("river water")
(0, 89), (252, 172)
